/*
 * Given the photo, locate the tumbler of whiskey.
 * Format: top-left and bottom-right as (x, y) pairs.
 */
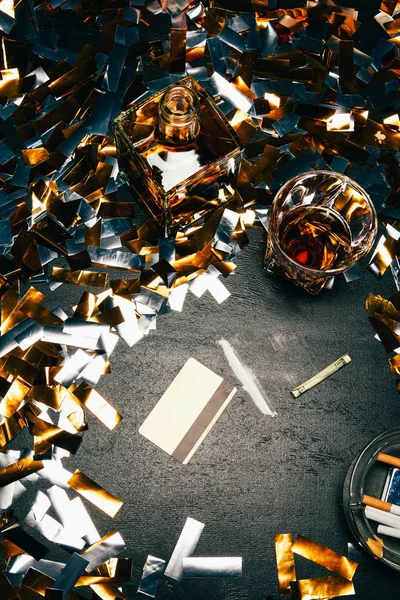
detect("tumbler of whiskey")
(265, 171), (378, 294)
(113, 76), (243, 233)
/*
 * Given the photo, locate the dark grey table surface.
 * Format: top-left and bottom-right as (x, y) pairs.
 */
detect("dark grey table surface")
(8, 1), (400, 599)
(17, 227), (400, 600)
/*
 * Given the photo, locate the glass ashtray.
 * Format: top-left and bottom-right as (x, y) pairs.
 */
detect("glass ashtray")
(343, 428), (400, 571)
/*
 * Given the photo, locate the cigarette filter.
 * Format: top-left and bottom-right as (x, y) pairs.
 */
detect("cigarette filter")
(363, 494), (400, 517)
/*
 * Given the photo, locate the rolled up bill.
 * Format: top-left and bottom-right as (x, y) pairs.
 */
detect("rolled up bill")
(291, 354), (351, 398)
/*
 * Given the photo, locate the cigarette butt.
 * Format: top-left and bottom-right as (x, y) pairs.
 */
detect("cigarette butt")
(290, 354), (351, 398)
(377, 525), (400, 539)
(365, 505), (400, 530)
(377, 452), (400, 469)
(362, 494), (400, 516)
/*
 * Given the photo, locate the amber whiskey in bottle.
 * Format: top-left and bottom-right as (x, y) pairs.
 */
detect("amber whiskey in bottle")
(113, 76), (243, 232)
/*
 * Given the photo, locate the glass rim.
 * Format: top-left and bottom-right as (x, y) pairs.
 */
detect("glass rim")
(158, 85), (200, 126)
(269, 169), (378, 277)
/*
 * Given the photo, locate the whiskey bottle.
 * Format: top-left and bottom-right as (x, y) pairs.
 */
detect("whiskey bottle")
(114, 76), (243, 233)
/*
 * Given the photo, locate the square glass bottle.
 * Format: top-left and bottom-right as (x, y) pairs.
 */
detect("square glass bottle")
(113, 76), (243, 232)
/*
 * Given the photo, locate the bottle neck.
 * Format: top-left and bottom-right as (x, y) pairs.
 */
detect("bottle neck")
(158, 85), (200, 145)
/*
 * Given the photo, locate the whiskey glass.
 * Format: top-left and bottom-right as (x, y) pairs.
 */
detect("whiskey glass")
(264, 170), (378, 294)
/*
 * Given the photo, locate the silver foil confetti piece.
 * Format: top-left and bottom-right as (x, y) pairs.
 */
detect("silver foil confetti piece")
(41, 326), (101, 350)
(137, 555), (165, 598)
(391, 255), (400, 291)
(0, 481), (15, 510)
(32, 514), (85, 551)
(78, 353), (108, 385)
(81, 531), (126, 572)
(213, 209), (240, 247)
(159, 236), (176, 264)
(70, 496), (101, 545)
(13, 480), (26, 503)
(53, 307), (69, 322)
(0, 318), (36, 358)
(62, 319), (110, 339)
(138, 315), (156, 336)
(0, 450), (20, 510)
(168, 283), (189, 312)
(15, 322), (44, 351)
(182, 557), (242, 577)
(255, 208), (269, 233)
(54, 349), (93, 387)
(97, 330), (119, 359)
(28, 490), (51, 523)
(46, 485), (76, 530)
(103, 296), (142, 347)
(8, 556), (65, 588)
(189, 265), (222, 299)
(207, 277), (231, 304)
(38, 459), (73, 490)
(164, 517), (205, 581)
(88, 246), (144, 271)
(343, 263), (362, 282)
(208, 72), (252, 113)
(46, 552), (89, 600)
(218, 27), (246, 53)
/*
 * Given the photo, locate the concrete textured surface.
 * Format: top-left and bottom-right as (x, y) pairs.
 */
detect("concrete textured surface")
(14, 227), (400, 600)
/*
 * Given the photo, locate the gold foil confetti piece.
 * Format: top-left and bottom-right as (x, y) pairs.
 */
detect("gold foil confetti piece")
(73, 291), (97, 320)
(27, 386), (68, 411)
(0, 411), (26, 450)
(21, 567), (55, 595)
(275, 534), (296, 595)
(1, 288), (44, 335)
(51, 267), (110, 288)
(81, 531), (126, 572)
(390, 355), (400, 378)
(0, 565), (22, 600)
(369, 233), (400, 277)
(230, 109), (258, 145)
(90, 306), (125, 327)
(67, 470), (123, 517)
(1, 354), (38, 385)
(290, 575), (355, 600)
(3, 523), (50, 568)
(0, 454), (44, 487)
(365, 293), (400, 320)
(292, 535), (358, 581)
(0, 539), (25, 562)
(104, 557), (132, 580)
(326, 113), (354, 132)
(0, 378), (30, 419)
(90, 582), (128, 600)
(366, 537), (384, 558)
(26, 412), (82, 455)
(1, 285), (20, 328)
(21, 149), (50, 167)
(19, 299), (64, 329)
(383, 114), (400, 131)
(72, 382), (122, 430)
